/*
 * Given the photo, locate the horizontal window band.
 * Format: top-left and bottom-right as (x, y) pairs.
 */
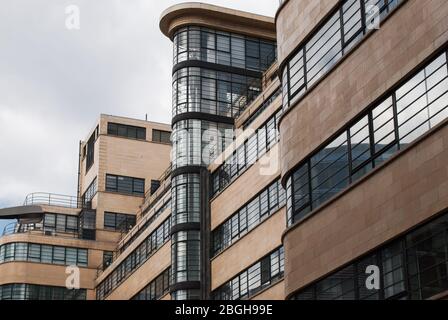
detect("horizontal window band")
(172, 112), (235, 127)
(172, 60), (262, 78)
(169, 281), (201, 293)
(280, 43), (448, 188)
(171, 222), (201, 235)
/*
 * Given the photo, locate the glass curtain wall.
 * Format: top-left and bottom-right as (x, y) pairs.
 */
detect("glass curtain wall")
(170, 25), (276, 300)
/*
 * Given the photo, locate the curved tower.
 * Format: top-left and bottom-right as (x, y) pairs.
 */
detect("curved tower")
(160, 3), (276, 300)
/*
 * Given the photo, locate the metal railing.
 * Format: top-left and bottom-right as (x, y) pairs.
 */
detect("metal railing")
(2, 222), (41, 236)
(23, 192), (80, 209)
(96, 191), (171, 277)
(143, 164), (172, 204)
(235, 50), (278, 119)
(2, 222), (79, 239)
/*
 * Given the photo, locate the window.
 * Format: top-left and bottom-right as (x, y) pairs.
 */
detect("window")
(28, 244), (41, 262)
(96, 217), (171, 300)
(66, 216), (78, 233)
(171, 231), (201, 285)
(104, 212), (136, 232)
(213, 247), (284, 300)
(106, 174), (145, 196)
(65, 248), (78, 266)
(172, 66), (262, 118)
(53, 246), (65, 265)
(152, 129), (171, 144)
(41, 245), (53, 264)
(108, 122), (146, 140)
(211, 180), (285, 256)
(77, 249), (88, 267)
(0, 243), (87, 267)
(211, 110), (282, 197)
(0, 284), (86, 301)
(282, 0), (403, 110)
(286, 50), (448, 226)
(44, 214), (56, 231)
(150, 180), (161, 195)
(172, 26), (276, 72)
(172, 174), (201, 225)
(56, 215), (66, 232)
(82, 177), (97, 208)
(15, 243), (27, 261)
(86, 128), (97, 171)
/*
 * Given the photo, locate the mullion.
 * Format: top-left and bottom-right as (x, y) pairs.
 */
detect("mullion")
(306, 27), (342, 76)
(340, 6), (346, 53)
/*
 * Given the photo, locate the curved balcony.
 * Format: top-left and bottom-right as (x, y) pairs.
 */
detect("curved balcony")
(23, 192), (80, 209)
(2, 222), (41, 236)
(2, 221), (79, 239)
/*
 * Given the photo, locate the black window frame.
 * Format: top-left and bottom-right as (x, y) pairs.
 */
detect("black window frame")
(152, 129), (171, 144)
(107, 122), (146, 141)
(105, 174), (145, 197)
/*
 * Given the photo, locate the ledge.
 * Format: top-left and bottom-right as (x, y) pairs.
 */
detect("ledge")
(159, 2), (275, 41)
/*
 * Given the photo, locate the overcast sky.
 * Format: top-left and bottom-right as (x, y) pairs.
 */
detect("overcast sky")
(0, 0), (277, 230)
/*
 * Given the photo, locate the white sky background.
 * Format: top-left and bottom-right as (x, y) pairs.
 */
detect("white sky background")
(0, 0), (277, 230)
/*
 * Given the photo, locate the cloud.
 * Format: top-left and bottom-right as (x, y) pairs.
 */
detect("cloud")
(0, 0), (278, 207)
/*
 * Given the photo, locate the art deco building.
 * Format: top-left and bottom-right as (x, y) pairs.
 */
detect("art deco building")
(1, 0), (448, 301)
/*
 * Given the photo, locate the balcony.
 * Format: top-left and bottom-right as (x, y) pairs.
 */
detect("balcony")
(235, 51), (278, 119)
(23, 192), (80, 209)
(2, 221), (79, 239)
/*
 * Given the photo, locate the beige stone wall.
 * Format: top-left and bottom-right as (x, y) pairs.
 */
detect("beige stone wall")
(211, 208), (285, 290)
(276, 0), (338, 66)
(279, 0), (448, 179)
(251, 280), (284, 300)
(283, 120), (448, 297)
(79, 114), (171, 197)
(0, 262), (97, 289)
(77, 114), (171, 245)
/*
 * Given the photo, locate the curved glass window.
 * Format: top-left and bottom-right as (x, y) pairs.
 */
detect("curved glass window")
(0, 242), (88, 267)
(171, 231), (201, 284)
(286, 51), (448, 226)
(0, 284), (86, 300)
(173, 26), (276, 72)
(171, 174), (201, 226)
(171, 289), (201, 301)
(172, 67), (261, 117)
(282, 0), (403, 110)
(171, 119), (233, 169)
